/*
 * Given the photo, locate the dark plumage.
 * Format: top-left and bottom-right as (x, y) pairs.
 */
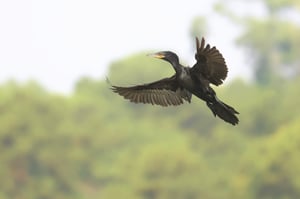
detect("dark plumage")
(110, 37), (239, 125)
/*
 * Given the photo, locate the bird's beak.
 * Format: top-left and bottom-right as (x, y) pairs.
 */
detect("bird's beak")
(147, 52), (165, 59)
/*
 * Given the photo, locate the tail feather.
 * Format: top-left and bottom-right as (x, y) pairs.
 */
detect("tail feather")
(207, 99), (239, 125)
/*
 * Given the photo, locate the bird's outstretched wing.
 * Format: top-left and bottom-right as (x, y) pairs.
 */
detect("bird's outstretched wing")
(110, 76), (191, 107)
(191, 37), (228, 86)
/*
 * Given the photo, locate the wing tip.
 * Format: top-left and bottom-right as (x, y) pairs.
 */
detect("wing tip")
(195, 36), (206, 51)
(196, 37), (199, 50)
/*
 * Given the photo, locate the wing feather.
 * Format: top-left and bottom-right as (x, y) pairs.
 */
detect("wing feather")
(111, 76), (192, 107)
(191, 37), (228, 86)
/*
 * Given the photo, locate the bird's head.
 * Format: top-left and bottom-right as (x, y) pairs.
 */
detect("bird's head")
(148, 51), (179, 65)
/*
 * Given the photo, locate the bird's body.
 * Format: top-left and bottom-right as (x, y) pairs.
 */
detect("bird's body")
(177, 68), (194, 90)
(110, 37), (239, 125)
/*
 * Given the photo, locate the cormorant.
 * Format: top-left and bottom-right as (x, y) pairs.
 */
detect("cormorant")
(110, 37), (239, 125)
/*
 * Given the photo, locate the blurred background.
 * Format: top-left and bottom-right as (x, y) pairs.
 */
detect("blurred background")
(1, 0), (300, 198)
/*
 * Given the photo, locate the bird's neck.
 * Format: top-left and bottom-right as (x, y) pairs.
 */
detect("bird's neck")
(170, 60), (183, 74)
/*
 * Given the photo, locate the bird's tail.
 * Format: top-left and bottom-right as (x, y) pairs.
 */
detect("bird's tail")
(206, 97), (239, 125)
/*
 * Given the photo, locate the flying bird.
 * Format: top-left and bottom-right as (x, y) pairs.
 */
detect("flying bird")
(110, 37), (239, 125)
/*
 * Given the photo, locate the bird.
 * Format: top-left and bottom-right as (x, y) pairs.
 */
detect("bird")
(110, 37), (239, 125)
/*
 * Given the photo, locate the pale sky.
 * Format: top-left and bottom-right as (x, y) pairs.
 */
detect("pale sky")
(0, 0), (262, 94)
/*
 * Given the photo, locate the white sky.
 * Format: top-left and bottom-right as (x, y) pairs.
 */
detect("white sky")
(0, 0), (260, 94)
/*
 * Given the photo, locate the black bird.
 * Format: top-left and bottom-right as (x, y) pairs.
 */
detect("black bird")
(111, 37), (239, 125)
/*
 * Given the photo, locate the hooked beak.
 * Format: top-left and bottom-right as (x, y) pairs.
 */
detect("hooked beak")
(147, 52), (165, 59)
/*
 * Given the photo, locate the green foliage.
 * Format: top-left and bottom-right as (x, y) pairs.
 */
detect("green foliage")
(264, 0), (300, 12)
(237, 19), (300, 84)
(215, 0), (300, 85)
(1, 68), (300, 198)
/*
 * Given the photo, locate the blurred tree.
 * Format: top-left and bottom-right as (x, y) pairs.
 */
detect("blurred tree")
(215, 0), (300, 85)
(233, 119), (300, 199)
(1, 53), (300, 198)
